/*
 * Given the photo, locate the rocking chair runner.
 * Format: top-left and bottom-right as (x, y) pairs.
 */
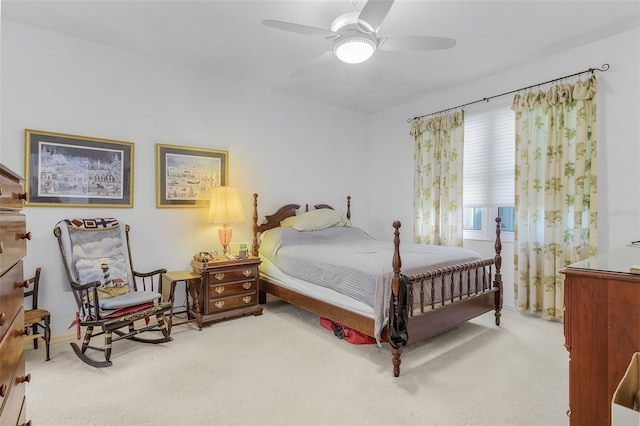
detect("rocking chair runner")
(53, 218), (172, 367)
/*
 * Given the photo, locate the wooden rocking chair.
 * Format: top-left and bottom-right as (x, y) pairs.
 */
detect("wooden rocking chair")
(53, 218), (172, 367)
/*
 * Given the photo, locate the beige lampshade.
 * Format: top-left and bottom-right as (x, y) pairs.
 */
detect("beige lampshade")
(207, 186), (245, 225)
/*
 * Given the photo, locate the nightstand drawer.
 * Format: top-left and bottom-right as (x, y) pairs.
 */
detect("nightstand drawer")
(209, 279), (256, 298)
(205, 266), (257, 283)
(208, 292), (257, 313)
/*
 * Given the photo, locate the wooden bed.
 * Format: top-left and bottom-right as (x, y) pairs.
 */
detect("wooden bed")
(251, 194), (503, 377)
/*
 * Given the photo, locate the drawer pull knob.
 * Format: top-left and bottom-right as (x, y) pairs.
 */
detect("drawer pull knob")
(0, 383), (6, 398)
(215, 287), (225, 294)
(242, 282), (252, 290)
(17, 279), (29, 289)
(214, 273), (225, 281)
(214, 301), (225, 309)
(12, 192), (28, 201)
(243, 296), (252, 304)
(17, 231), (32, 241)
(20, 328), (31, 337)
(243, 269), (252, 277)
(0, 312), (5, 326)
(18, 373), (31, 384)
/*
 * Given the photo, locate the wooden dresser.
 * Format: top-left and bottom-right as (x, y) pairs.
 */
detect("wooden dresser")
(0, 164), (31, 425)
(561, 246), (640, 426)
(199, 257), (262, 324)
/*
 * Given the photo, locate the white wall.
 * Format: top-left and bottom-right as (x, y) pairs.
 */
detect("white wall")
(1, 19), (369, 335)
(367, 27), (640, 310)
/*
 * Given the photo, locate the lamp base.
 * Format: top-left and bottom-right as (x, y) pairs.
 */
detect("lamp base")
(218, 225), (233, 255)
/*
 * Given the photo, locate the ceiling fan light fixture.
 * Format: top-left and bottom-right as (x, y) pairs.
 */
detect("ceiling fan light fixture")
(334, 37), (377, 64)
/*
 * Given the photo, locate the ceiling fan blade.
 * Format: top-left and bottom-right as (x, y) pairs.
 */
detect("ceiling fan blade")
(290, 51), (335, 79)
(357, 0), (394, 32)
(262, 19), (337, 38)
(379, 35), (457, 51)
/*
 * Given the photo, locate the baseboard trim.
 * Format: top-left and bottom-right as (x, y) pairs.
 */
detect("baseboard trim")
(23, 332), (76, 351)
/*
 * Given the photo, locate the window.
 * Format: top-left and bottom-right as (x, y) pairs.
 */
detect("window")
(463, 104), (515, 242)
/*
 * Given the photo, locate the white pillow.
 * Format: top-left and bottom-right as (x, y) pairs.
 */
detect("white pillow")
(280, 208), (351, 231)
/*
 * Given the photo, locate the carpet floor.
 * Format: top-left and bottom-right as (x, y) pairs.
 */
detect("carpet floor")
(24, 300), (569, 426)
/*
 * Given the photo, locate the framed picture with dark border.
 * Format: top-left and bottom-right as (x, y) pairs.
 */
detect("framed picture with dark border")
(25, 129), (134, 207)
(156, 144), (228, 208)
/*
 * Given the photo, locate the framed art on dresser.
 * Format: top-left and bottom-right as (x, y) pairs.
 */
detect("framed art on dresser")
(24, 129), (134, 207)
(156, 144), (228, 208)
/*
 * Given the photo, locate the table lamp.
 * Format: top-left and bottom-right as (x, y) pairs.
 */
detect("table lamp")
(207, 186), (245, 256)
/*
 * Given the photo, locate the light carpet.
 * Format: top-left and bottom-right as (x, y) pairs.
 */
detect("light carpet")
(24, 300), (569, 426)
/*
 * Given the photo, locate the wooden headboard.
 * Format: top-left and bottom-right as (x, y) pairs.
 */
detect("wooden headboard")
(251, 194), (351, 256)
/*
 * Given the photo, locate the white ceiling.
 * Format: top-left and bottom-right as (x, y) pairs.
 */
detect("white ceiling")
(2, 0), (640, 114)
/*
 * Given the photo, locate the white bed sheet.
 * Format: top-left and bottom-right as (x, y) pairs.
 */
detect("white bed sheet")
(259, 255), (375, 319)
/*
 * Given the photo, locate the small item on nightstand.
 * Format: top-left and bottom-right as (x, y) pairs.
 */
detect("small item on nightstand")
(238, 243), (248, 259)
(192, 251), (217, 273)
(630, 265), (640, 274)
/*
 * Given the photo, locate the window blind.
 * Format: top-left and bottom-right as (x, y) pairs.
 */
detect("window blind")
(463, 106), (515, 207)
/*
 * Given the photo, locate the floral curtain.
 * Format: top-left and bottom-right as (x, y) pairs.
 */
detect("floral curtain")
(512, 75), (598, 320)
(410, 111), (464, 246)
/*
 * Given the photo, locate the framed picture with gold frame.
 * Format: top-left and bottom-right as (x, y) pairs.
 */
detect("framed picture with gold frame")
(156, 144), (228, 208)
(24, 129), (134, 207)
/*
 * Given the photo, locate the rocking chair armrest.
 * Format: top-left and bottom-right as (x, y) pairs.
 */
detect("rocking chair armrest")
(69, 279), (103, 291)
(132, 268), (168, 278)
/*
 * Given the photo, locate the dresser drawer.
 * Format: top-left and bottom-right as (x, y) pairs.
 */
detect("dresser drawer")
(208, 279), (256, 298)
(205, 265), (257, 283)
(208, 292), (257, 313)
(0, 353), (26, 426)
(0, 308), (25, 411)
(0, 214), (28, 276)
(0, 167), (25, 210)
(0, 261), (23, 340)
(18, 393), (27, 426)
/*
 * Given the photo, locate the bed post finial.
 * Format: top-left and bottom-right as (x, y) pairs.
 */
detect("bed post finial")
(493, 217), (503, 326)
(252, 193), (259, 257)
(346, 196), (351, 220)
(392, 221), (402, 276)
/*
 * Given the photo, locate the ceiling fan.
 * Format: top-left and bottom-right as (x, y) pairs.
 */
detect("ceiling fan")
(262, 0), (456, 75)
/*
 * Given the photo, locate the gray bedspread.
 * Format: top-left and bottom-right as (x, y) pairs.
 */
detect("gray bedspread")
(259, 226), (482, 340)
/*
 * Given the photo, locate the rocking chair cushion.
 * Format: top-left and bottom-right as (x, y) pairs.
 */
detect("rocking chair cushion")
(103, 302), (154, 318)
(98, 290), (162, 310)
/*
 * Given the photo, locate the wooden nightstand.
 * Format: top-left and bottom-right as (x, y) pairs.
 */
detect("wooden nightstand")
(199, 257), (262, 324)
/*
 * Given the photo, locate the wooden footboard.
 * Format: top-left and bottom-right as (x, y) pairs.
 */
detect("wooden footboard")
(389, 219), (503, 376)
(252, 194), (503, 377)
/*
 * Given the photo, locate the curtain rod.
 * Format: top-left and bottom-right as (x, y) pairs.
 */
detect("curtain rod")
(407, 63), (610, 123)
